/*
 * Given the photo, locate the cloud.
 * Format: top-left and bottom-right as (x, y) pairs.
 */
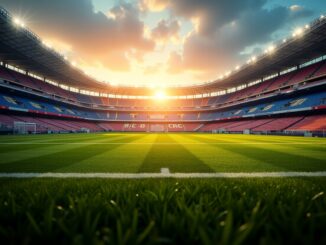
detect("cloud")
(151, 19), (180, 43)
(288, 5), (313, 19)
(168, 0), (266, 35)
(143, 63), (162, 75)
(0, 0), (155, 71)
(160, 0), (314, 77)
(167, 51), (184, 74)
(0, 0), (317, 85)
(139, 0), (169, 12)
(290, 5), (302, 12)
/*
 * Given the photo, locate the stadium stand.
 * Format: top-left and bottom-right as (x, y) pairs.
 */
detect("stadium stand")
(287, 115), (326, 131)
(0, 6), (325, 135)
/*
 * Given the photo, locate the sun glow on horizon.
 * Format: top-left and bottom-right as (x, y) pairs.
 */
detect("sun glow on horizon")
(154, 90), (167, 100)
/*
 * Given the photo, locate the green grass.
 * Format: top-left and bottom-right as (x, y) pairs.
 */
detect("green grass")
(1, 178), (326, 244)
(1, 133), (326, 244)
(0, 133), (325, 173)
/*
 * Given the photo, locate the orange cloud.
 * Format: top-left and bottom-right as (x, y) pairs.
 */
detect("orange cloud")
(167, 52), (184, 74)
(151, 19), (180, 44)
(143, 64), (162, 75)
(139, 0), (169, 12)
(1, 0), (155, 72)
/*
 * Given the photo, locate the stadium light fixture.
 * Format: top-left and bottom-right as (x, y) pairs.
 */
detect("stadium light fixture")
(46, 43), (52, 49)
(42, 40), (53, 49)
(247, 56), (256, 64)
(267, 45), (275, 53)
(292, 28), (303, 37)
(13, 17), (25, 28)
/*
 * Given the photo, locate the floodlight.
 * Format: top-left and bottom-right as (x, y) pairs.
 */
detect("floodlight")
(13, 17), (25, 28)
(293, 28), (303, 37)
(267, 45), (275, 53)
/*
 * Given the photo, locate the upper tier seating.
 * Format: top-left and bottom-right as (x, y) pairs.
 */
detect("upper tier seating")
(313, 62), (326, 77)
(0, 59), (326, 110)
(286, 63), (321, 87)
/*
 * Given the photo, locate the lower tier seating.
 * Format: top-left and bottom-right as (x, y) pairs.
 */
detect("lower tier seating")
(199, 115), (325, 132)
(286, 115), (326, 131)
(1, 114), (325, 134)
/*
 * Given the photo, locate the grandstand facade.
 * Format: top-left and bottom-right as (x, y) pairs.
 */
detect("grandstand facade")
(0, 7), (325, 135)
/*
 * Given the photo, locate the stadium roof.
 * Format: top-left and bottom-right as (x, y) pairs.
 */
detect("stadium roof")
(0, 6), (325, 96)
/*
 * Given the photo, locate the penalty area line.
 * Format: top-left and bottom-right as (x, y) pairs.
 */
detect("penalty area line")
(1, 172), (326, 179)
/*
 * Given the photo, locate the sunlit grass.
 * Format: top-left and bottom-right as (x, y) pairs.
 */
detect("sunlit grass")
(0, 133), (326, 244)
(0, 133), (325, 173)
(0, 178), (326, 244)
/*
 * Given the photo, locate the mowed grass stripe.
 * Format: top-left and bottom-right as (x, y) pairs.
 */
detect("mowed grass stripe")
(0, 133), (130, 154)
(0, 134), (142, 172)
(190, 133), (326, 144)
(0, 133), (107, 143)
(189, 135), (326, 172)
(0, 134), (130, 164)
(0, 135), (99, 152)
(138, 134), (213, 173)
(190, 134), (326, 160)
(0, 133), (325, 174)
(1, 142), (326, 145)
(243, 141), (326, 161)
(59, 134), (156, 173)
(173, 134), (287, 172)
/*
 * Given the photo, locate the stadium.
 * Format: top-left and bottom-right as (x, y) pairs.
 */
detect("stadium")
(0, 1), (325, 244)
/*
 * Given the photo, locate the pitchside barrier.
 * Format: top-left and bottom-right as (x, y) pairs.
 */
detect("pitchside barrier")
(210, 130), (326, 137)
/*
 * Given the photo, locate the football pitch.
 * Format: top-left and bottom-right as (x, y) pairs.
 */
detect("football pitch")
(1, 133), (326, 244)
(0, 133), (326, 174)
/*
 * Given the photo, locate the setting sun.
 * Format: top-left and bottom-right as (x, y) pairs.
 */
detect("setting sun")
(154, 90), (166, 100)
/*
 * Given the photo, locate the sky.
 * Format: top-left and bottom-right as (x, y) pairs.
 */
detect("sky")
(0, 0), (325, 87)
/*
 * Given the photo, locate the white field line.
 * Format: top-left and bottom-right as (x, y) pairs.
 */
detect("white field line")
(0, 142), (325, 145)
(160, 168), (170, 174)
(1, 172), (326, 179)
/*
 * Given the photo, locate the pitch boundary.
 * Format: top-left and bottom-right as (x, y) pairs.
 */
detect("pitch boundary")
(0, 142), (325, 145)
(1, 172), (326, 178)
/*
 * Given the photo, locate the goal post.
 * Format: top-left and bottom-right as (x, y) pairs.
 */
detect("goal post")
(13, 121), (37, 134)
